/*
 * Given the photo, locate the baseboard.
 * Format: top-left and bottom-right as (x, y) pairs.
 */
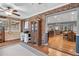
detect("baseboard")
(5, 39), (20, 42)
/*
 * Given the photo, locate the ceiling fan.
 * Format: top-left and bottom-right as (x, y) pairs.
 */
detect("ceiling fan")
(0, 6), (20, 16)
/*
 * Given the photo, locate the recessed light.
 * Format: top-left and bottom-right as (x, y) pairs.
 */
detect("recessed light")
(71, 12), (75, 15)
(54, 16), (57, 18)
(57, 19), (60, 20)
(0, 21), (2, 23)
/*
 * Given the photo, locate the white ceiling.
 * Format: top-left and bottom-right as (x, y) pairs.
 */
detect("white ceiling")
(0, 3), (67, 19)
(47, 10), (77, 24)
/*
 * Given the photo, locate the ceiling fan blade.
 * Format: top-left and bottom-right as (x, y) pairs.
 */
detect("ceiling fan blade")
(12, 13), (20, 16)
(0, 7), (5, 12)
(0, 7), (7, 12)
(0, 7), (3, 9)
(0, 16), (6, 18)
(13, 10), (18, 12)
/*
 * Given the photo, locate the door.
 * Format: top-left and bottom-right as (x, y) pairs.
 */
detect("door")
(31, 20), (42, 45)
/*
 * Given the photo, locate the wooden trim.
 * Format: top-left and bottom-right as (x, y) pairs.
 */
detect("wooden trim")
(0, 27), (5, 43)
(37, 20), (42, 45)
(42, 3), (79, 16)
(5, 39), (20, 42)
(20, 20), (25, 32)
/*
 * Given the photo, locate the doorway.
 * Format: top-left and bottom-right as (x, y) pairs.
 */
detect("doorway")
(31, 19), (42, 45)
(46, 10), (77, 55)
(48, 22), (76, 55)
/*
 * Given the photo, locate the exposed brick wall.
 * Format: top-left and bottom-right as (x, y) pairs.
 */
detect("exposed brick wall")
(27, 3), (79, 45)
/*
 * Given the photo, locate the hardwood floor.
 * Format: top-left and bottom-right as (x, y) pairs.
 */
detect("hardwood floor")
(48, 34), (76, 55)
(27, 43), (49, 54)
(0, 36), (76, 56)
(27, 43), (72, 56)
(0, 39), (20, 47)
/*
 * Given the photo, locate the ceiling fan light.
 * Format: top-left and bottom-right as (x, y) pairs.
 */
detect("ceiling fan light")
(5, 11), (12, 15)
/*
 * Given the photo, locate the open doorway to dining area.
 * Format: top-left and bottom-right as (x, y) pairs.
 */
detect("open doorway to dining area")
(46, 10), (77, 55)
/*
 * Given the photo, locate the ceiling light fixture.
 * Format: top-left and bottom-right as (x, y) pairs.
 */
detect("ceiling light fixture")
(38, 3), (42, 5)
(54, 16), (57, 18)
(5, 11), (12, 15)
(32, 3), (42, 5)
(71, 12), (75, 15)
(0, 21), (2, 23)
(0, 5), (20, 16)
